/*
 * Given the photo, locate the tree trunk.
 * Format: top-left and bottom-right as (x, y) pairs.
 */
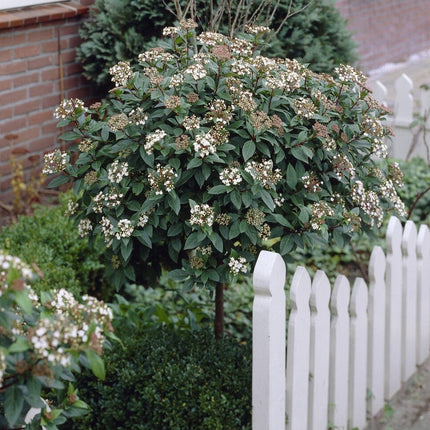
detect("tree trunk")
(214, 282), (225, 340)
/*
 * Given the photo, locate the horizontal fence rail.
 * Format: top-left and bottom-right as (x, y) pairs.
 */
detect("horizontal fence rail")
(252, 216), (430, 430)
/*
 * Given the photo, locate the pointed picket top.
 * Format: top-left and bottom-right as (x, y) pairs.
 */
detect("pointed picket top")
(386, 216), (403, 254)
(309, 270), (331, 430)
(402, 220), (418, 381)
(416, 224), (430, 365)
(286, 266), (311, 430)
(370, 80), (388, 106)
(253, 250), (286, 297)
(368, 245), (386, 416)
(329, 274), (350, 429)
(394, 73), (413, 125)
(349, 277), (369, 430)
(252, 251), (286, 430)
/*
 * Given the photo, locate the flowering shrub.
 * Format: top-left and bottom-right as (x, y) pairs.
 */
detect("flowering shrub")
(47, 22), (405, 290)
(0, 252), (113, 429)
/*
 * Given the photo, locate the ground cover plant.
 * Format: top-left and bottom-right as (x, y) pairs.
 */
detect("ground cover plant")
(77, 0), (358, 88)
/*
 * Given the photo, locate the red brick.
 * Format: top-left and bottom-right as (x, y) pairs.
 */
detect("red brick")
(14, 44), (41, 59)
(41, 67), (59, 81)
(14, 99), (40, 116)
(41, 94), (61, 109)
(0, 49), (12, 62)
(42, 121), (58, 135)
(0, 32), (26, 46)
(28, 55), (54, 70)
(13, 72), (40, 88)
(42, 39), (67, 53)
(17, 126), (41, 143)
(68, 35), (82, 49)
(29, 110), (55, 126)
(0, 106), (13, 120)
(0, 60), (26, 76)
(29, 82), (53, 97)
(0, 88), (27, 105)
(29, 135), (56, 153)
(27, 27), (54, 42)
(58, 22), (80, 36)
(61, 49), (77, 64)
(0, 79), (11, 92)
(0, 117), (27, 135)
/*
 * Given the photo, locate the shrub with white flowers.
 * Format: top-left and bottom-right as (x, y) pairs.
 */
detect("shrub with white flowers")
(47, 22), (405, 293)
(0, 251), (113, 429)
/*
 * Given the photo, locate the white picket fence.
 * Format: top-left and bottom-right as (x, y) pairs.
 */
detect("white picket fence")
(252, 216), (430, 430)
(370, 74), (430, 162)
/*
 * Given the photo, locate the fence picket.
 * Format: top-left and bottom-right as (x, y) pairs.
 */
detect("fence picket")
(385, 216), (403, 398)
(349, 278), (368, 430)
(328, 275), (350, 429)
(308, 270), (331, 430)
(417, 225), (430, 363)
(367, 246), (386, 416)
(286, 266), (311, 430)
(402, 221), (418, 381)
(252, 217), (430, 430)
(394, 73), (414, 125)
(252, 250), (286, 430)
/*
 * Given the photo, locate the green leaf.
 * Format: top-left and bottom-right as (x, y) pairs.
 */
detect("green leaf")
(260, 190), (275, 210)
(208, 185), (227, 195)
(208, 232), (223, 252)
(333, 228), (344, 248)
(59, 131), (80, 141)
(85, 349), (105, 380)
(168, 269), (189, 281)
(167, 191), (181, 215)
(47, 175), (70, 188)
(187, 158), (203, 169)
(5, 385), (24, 426)
(286, 164), (298, 188)
(298, 207), (309, 224)
(184, 231), (204, 250)
(167, 223), (183, 237)
(230, 190), (241, 210)
(101, 126), (110, 141)
(14, 290), (33, 315)
(121, 240), (133, 262)
(8, 336), (30, 353)
(135, 230), (152, 248)
(242, 140), (256, 162)
(279, 235), (295, 255)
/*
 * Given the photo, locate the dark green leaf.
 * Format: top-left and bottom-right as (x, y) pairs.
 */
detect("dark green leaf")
(187, 158), (203, 169)
(231, 190), (241, 209)
(286, 164), (298, 189)
(208, 231), (223, 252)
(5, 386), (24, 426)
(47, 174), (70, 188)
(86, 349), (105, 380)
(208, 185), (227, 195)
(167, 191), (181, 215)
(242, 140), (255, 162)
(279, 235), (295, 255)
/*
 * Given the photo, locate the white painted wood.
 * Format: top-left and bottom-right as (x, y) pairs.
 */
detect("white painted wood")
(385, 216), (403, 398)
(402, 221), (418, 381)
(328, 275), (350, 430)
(252, 250), (286, 430)
(308, 270), (331, 430)
(349, 277), (369, 430)
(394, 73), (414, 126)
(367, 246), (386, 416)
(371, 80), (388, 107)
(286, 266), (311, 430)
(416, 225), (430, 364)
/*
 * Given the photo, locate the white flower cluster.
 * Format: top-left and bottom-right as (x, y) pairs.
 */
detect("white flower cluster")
(189, 204), (215, 227)
(109, 61), (134, 87)
(138, 48), (174, 64)
(162, 26), (180, 36)
(65, 199), (78, 216)
(335, 64), (367, 87)
(42, 150), (68, 175)
(116, 219), (134, 239)
(302, 173), (323, 193)
(185, 63), (207, 80)
(228, 256), (248, 275)
(149, 163), (177, 195)
(194, 132), (217, 157)
(379, 179), (406, 217)
(351, 181), (383, 227)
(0, 252), (33, 281)
(245, 159), (282, 189)
(169, 73), (184, 88)
(107, 160), (129, 184)
(138, 213), (149, 227)
(128, 107), (148, 126)
(100, 216), (114, 247)
(78, 219), (93, 237)
(293, 97), (317, 119)
(220, 165), (242, 186)
(231, 59), (254, 76)
(145, 129), (166, 154)
(310, 202), (335, 230)
(54, 98), (85, 119)
(183, 114), (201, 130)
(244, 24), (271, 35)
(93, 189), (124, 213)
(332, 154), (356, 180)
(197, 32), (228, 46)
(264, 70), (302, 91)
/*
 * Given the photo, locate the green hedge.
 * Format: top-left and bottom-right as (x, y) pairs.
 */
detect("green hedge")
(65, 327), (252, 429)
(0, 195), (110, 299)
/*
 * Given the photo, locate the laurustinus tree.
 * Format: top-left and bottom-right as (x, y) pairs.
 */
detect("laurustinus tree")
(46, 22), (405, 339)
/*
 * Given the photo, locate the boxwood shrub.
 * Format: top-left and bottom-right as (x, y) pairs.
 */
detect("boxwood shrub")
(65, 326), (252, 429)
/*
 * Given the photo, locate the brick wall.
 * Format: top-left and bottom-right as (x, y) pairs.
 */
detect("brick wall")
(0, 0), (97, 204)
(336, 0), (430, 72)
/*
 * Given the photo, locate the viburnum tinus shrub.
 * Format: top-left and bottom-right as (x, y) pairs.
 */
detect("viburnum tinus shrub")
(46, 22), (405, 295)
(0, 252), (113, 429)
